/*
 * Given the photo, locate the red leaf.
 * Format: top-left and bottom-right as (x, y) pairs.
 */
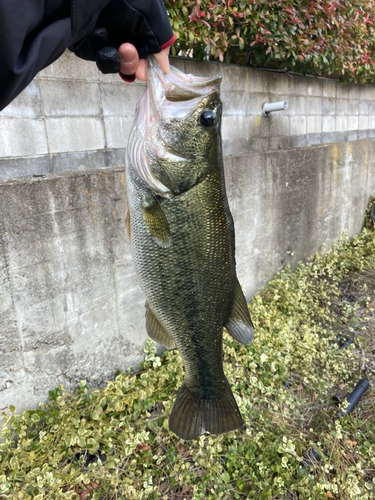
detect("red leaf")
(364, 13), (374, 26)
(199, 19), (211, 28)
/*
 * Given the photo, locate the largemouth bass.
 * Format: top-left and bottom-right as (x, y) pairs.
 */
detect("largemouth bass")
(125, 56), (254, 440)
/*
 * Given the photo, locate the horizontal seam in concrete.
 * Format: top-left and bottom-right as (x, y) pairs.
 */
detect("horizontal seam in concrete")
(224, 136), (373, 157)
(36, 76), (145, 86)
(0, 166), (126, 186)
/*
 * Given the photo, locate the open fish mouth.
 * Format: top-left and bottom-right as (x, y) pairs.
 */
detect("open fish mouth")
(147, 55), (222, 102)
(127, 56), (222, 197)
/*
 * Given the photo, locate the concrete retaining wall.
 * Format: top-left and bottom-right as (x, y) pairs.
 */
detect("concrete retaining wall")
(0, 169), (147, 411)
(1, 52), (375, 411)
(2, 52), (375, 179)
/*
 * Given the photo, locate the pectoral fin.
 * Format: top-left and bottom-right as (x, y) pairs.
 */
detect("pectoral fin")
(225, 279), (255, 345)
(145, 302), (175, 349)
(140, 194), (171, 248)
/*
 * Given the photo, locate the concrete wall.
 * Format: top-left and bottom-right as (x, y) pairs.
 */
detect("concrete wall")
(0, 51), (145, 179)
(1, 52), (375, 411)
(0, 169), (147, 410)
(2, 52), (375, 179)
(226, 141), (375, 297)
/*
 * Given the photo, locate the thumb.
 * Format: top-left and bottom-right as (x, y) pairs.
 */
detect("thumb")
(118, 43), (139, 77)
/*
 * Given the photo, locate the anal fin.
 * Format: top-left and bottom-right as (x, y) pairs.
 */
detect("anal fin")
(169, 377), (243, 440)
(225, 279), (255, 345)
(145, 302), (175, 349)
(140, 194), (171, 248)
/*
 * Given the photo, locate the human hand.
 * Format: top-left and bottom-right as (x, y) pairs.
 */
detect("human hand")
(118, 44), (170, 81)
(69, 0), (174, 82)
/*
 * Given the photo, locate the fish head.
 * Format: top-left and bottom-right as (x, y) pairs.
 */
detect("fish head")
(127, 56), (222, 197)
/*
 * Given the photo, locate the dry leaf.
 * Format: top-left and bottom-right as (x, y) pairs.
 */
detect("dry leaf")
(136, 443), (152, 462)
(325, 493), (335, 499)
(134, 479), (142, 489)
(177, 443), (185, 454)
(136, 443), (151, 453)
(79, 482), (101, 500)
(345, 440), (357, 445)
(178, 485), (193, 495)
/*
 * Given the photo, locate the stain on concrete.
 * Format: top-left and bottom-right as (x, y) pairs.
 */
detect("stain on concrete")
(253, 115), (261, 128)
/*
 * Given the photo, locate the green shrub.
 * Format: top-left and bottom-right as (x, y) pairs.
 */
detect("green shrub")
(365, 193), (375, 230)
(165, 0), (375, 84)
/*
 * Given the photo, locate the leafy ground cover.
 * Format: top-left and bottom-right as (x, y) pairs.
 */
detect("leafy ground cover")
(0, 195), (375, 499)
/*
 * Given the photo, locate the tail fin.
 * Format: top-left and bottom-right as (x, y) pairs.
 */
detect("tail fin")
(169, 379), (243, 440)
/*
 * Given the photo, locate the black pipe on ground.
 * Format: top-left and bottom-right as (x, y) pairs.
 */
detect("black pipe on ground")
(336, 379), (370, 419)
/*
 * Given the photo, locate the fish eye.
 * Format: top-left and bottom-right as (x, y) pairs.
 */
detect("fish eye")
(200, 109), (216, 127)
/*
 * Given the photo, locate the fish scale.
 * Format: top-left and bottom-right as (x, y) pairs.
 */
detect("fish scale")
(125, 56), (255, 440)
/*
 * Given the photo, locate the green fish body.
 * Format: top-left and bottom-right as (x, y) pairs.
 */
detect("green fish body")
(126, 57), (254, 440)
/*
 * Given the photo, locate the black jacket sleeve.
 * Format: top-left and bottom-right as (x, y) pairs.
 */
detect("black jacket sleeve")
(0, 0), (174, 111)
(0, 0), (109, 111)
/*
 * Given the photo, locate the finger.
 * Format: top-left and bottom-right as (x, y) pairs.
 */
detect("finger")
(134, 47), (170, 81)
(154, 47), (171, 74)
(118, 43), (139, 77)
(96, 46), (120, 74)
(135, 58), (147, 81)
